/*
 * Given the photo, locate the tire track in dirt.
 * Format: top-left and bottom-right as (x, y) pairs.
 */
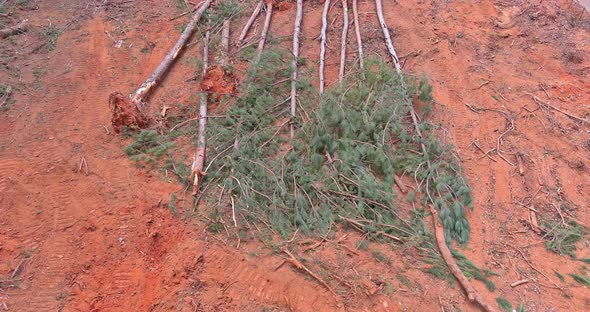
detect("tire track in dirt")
(202, 247), (338, 310)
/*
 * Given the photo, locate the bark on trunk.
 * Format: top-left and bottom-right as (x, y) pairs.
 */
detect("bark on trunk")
(238, 0), (263, 45)
(290, 0), (303, 141)
(339, 0), (349, 82)
(319, 0), (330, 94)
(0, 19), (29, 38)
(130, 0), (212, 110)
(429, 206), (497, 312)
(352, 0), (364, 72)
(192, 31), (210, 196)
(221, 19), (231, 66)
(256, 2), (273, 61)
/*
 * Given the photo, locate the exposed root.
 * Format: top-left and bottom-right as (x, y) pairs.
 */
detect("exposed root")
(108, 92), (150, 133)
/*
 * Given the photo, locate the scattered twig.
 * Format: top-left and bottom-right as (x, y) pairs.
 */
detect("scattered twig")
(528, 93), (590, 125)
(510, 279), (530, 288)
(509, 244), (562, 289)
(78, 156), (89, 176)
(281, 248), (336, 295)
(338, 215), (402, 242)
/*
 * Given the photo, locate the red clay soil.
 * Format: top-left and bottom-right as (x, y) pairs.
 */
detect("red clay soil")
(1, 0), (589, 311)
(108, 92), (150, 133)
(200, 66), (237, 102)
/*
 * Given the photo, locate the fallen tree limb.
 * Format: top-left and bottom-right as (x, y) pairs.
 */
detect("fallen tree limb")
(255, 1), (273, 61)
(192, 30), (210, 196)
(339, 0), (349, 82)
(238, 0), (263, 45)
(352, 0), (364, 72)
(127, 0), (211, 110)
(290, 0), (303, 141)
(0, 19), (29, 39)
(319, 0), (330, 94)
(429, 206), (496, 312)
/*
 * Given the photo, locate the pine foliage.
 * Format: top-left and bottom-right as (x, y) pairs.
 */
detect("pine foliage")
(202, 55), (474, 244)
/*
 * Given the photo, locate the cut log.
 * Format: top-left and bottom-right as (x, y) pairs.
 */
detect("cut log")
(128, 0), (212, 110)
(192, 31), (210, 196)
(319, 0), (331, 94)
(352, 0), (364, 72)
(339, 0), (349, 82)
(0, 19), (29, 39)
(290, 0), (303, 141)
(429, 206), (497, 312)
(220, 19), (231, 66)
(238, 0), (263, 45)
(256, 1), (273, 61)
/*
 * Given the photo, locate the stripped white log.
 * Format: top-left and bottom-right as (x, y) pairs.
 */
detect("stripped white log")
(130, 0), (212, 110)
(192, 31), (210, 195)
(290, 0), (303, 140)
(319, 0), (331, 94)
(352, 0), (364, 71)
(256, 1), (273, 61)
(339, 0), (349, 82)
(238, 0), (263, 45)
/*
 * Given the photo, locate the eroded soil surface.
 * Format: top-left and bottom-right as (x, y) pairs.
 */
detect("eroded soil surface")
(1, 0), (589, 311)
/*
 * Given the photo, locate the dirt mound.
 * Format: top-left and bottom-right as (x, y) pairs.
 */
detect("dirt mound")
(200, 66), (237, 101)
(108, 92), (150, 133)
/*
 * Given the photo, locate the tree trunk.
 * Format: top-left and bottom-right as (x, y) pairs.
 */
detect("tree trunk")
(221, 19), (231, 66)
(290, 0), (303, 141)
(339, 0), (349, 82)
(192, 31), (210, 196)
(352, 0), (364, 72)
(0, 19), (29, 38)
(238, 0), (263, 45)
(256, 1), (273, 61)
(429, 206), (497, 312)
(375, 0), (425, 147)
(129, 0), (212, 110)
(319, 0), (330, 94)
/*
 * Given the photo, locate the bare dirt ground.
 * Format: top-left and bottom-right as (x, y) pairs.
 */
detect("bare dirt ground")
(1, 0), (589, 311)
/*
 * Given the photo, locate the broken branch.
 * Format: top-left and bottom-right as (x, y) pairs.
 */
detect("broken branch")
(339, 0), (349, 82)
(238, 0), (263, 45)
(290, 0), (303, 141)
(192, 30), (210, 196)
(429, 206), (496, 312)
